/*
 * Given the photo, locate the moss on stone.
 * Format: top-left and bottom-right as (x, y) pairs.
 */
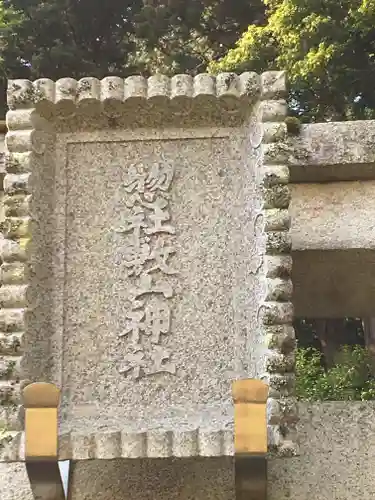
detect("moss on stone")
(285, 116), (301, 135)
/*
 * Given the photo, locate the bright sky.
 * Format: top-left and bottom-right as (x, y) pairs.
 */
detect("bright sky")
(58, 461), (70, 497)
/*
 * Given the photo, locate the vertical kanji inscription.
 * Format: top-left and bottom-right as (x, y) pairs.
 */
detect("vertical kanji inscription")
(115, 161), (177, 379)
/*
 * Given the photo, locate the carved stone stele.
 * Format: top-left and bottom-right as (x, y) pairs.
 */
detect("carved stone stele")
(0, 71), (296, 461)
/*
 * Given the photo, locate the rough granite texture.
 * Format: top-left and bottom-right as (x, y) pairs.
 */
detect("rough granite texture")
(48, 125), (264, 443)
(57, 131), (255, 435)
(2, 403), (374, 500)
(1, 71), (297, 458)
(288, 120), (375, 182)
(268, 402), (375, 500)
(290, 181), (375, 251)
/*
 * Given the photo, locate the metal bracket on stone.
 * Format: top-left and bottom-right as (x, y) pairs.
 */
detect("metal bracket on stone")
(23, 382), (69, 500)
(233, 379), (269, 500)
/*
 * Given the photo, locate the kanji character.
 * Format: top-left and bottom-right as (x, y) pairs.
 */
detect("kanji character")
(143, 299), (171, 344)
(143, 197), (175, 235)
(123, 163), (146, 193)
(119, 349), (146, 379)
(145, 162), (174, 192)
(149, 346), (176, 376)
(123, 241), (151, 276)
(148, 241), (177, 275)
(128, 273), (173, 306)
(120, 309), (145, 344)
(115, 206), (147, 249)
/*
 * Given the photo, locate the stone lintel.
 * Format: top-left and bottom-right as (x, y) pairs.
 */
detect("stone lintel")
(290, 180), (375, 251)
(290, 181), (375, 317)
(289, 120), (375, 182)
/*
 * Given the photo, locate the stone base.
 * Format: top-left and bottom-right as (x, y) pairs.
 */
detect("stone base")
(2, 403), (375, 499)
(0, 463), (33, 500)
(69, 457), (234, 500)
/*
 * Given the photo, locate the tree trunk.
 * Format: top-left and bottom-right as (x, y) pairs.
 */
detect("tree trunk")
(314, 319), (346, 369)
(362, 318), (375, 374)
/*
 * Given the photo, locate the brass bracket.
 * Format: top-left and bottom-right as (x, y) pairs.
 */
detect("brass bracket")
(233, 379), (268, 500)
(23, 382), (69, 499)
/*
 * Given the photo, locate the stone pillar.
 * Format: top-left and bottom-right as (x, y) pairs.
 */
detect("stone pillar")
(0, 72), (296, 497)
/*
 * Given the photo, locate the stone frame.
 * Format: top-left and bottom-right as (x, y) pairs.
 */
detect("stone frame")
(0, 72), (297, 460)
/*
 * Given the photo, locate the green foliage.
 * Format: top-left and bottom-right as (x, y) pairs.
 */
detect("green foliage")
(133, 0), (265, 75)
(0, 0), (265, 116)
(296, 345), (375, 401)
(211, 0), (375, 122)
(1, 0), (144, 79)
(1, 0), (375, 122)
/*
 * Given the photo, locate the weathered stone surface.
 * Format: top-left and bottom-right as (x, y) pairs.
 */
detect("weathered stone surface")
(0, 463), (33, 500)
(68, 457), (235, 500)
(2, 71), (296, 457)
(291, 181), (375, 251)
(7, 74), (262, 129)
(53, 128), (259, 444)
(3, 71), (375, 499)
(268, 402), (375, 500)
(2, 402), (365, 500)
(0, 134), (5, 179)
(1, 403), (375, 499)
(288, 120), (375, 182)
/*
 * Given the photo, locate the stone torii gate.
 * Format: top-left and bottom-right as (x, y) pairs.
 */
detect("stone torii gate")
(0, 72), (374, 499)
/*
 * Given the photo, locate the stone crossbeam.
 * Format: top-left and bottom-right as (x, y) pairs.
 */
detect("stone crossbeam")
(289, 119), (375, 317)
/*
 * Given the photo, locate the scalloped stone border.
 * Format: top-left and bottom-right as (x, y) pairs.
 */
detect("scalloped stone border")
(0, 428), (234, 462)
(7, 73), (261, 114)
(258, 71), (298, 456)
(0, 108), (37, 429)
(0, 70), (297, 458)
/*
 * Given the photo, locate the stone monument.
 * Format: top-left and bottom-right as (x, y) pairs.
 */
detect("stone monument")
(0, 72), (297, 498)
